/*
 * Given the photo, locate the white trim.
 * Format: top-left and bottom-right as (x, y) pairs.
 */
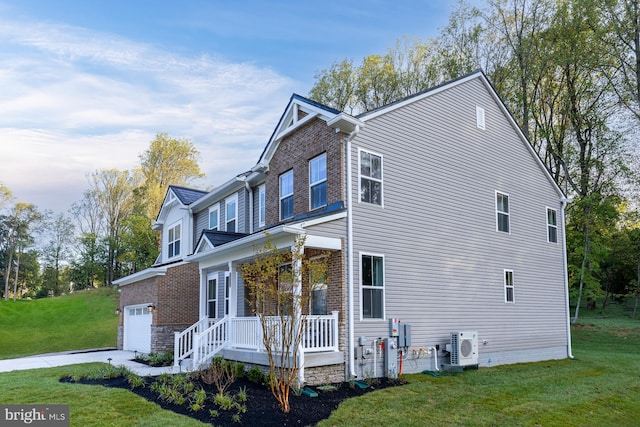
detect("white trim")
(309, 152), (327, 211)
(258, 184), (266, 227)
(298, 211), (347, 229)
(114, 265), (169, 286)
(546, 206), (558, 244)
(495, 190), (510, 234)
(209, 204), (220, 231)
(357, 147), (384, 207)
(359, 252), (386, 321)
(225, 194), (238, 232)
(504, 269), (515, 303)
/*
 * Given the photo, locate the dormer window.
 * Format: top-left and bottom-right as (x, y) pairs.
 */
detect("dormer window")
(226, 195), (237, 232)
(280, 170), (294, 220)
(310, 153), (327, 210)
(167, 221), (181, 258)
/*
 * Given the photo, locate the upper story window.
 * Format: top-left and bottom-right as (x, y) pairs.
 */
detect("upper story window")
(361, 253), (384, 319)
(207, 275), (217, 318)
(359, 149), (383, 206)
(258, 184), (266, 227)
(225, 195), (237, 232)
(504, 269), (514, 303)
(309, 153), (327, 210)
(496, 191), (510, 233)
(209, 205), (219, 231)
(167, 221), (181, 258)
(280, 170), (294, 220)
(547, 208), (558, 243)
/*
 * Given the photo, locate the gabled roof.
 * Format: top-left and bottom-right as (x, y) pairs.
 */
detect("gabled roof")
(169, 185), (207, 205)
(194, 230), (249, 254)
(258, 94), (362, 165)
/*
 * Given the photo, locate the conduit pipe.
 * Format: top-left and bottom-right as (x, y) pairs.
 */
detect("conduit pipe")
(428, 346), (439, 371)
(561, 197), (574, 359)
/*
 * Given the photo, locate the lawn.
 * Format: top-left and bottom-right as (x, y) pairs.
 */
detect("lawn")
(0, 298), (638, 426)
(0, 288), (119, 359)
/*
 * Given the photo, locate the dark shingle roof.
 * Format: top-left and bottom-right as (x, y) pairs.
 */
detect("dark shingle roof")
(169, 185), (207, 205)
(201, 230), (249, 248)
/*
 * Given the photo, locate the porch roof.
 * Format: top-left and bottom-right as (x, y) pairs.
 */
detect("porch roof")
(185, 221), (343, 270)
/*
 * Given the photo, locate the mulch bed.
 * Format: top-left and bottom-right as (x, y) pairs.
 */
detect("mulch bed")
(60, 374), (404, 426)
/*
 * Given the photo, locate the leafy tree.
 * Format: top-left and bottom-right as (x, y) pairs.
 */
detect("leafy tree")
(138, 132), (205, 221)
(241, 235), (328, 413)
(0, 183), (12, 210)
(41, 212), (76, 294)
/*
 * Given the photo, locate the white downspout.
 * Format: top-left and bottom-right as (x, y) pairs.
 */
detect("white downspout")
(561, 197), (574, 359)
(346, 125), (361, 379)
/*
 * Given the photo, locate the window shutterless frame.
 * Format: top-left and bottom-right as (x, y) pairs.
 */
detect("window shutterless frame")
(546, 207), (558, 243)
(504, 269), (514, 303)
(225, 194), (238, 232)
(359, 252), (385, 320)
(309, 153), (327, 210)
(209, 205), (219, 231)
(496, 190), (510, 233)
(358, 148), (383, 206)
(167, 220), (181, 259)
(258, 184), (266, 227)
(279, 170), (294, 220)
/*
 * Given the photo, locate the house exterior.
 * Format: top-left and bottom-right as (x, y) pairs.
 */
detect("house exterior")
(114, 71), (572, 385)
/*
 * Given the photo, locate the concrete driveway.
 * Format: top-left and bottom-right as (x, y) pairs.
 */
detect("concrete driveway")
(0, 349), (185, 376)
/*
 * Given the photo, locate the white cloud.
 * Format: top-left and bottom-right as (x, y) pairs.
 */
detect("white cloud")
(0, 16), (297, 213)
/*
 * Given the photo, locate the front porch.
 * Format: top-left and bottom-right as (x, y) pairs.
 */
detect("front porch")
(174, 311), (342, 374)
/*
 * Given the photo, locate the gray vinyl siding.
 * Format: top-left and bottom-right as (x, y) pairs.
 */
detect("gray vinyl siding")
(350, 77), (568, 369)
(193, 189), (248, 242)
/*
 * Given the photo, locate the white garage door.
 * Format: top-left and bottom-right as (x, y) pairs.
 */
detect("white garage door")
(124, 304), (152, 353)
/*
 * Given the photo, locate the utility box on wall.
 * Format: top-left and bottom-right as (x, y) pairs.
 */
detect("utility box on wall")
(383, 337), (398, 378)
(389, 318), (400, 337)
(398, 323), (412, 347)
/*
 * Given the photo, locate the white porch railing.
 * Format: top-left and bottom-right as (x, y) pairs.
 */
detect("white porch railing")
(173, 317), (217, 367)
(175, 311), (339, 367)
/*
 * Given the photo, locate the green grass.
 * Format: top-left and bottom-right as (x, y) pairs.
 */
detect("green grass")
(0, 363), (206, 427)
(319, 311), (640, 427)
(0, 288), (119, 359)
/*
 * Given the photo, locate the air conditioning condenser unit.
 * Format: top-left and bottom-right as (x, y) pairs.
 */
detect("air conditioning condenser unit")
(450, 331), (478, 366)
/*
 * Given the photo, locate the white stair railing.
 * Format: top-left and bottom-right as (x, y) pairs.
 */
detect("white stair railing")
(192, 317), (229, 368)
(174, 317), (212, 367)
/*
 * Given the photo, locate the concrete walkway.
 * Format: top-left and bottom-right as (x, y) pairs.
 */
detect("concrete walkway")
(0, 349), (187, 376)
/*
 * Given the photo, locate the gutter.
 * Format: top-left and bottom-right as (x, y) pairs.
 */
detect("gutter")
(345, 125), (361, 379)
(561, 196), (574, 359)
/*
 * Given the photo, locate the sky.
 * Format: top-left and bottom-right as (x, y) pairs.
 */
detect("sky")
(0, 0), (457, 214)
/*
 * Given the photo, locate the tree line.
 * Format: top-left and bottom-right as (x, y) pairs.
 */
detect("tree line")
(310, 0), (640, 318)
(0, 133), (203, 299)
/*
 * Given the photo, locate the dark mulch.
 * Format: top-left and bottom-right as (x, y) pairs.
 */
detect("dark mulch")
(60, 375), (404, 426)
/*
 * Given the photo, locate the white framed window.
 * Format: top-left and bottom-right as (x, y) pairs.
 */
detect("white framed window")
(361, 253), (384, 319)
(280, 170), (294, 220)
(209, 205), (219, 231)
(496, 191), (510, 233)
(359, 149), (383, 206)
(207, 275), (217, 318)
(258, 184), (266, 227)
(476, 106), (486, 130)
(225, 195), (237, 232)
(167, 221), (181, 258)
(504, 269), (514, 303)
(547, 207), (558, 243)
(309, 153), (327, 210)
(224, 273), (231, 316)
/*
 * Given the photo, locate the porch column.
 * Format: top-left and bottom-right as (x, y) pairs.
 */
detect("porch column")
(228, 261), (238, 318)
(292, 242), (304, 385)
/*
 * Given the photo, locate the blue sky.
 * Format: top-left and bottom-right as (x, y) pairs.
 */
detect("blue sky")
(0, 0), (456, 213)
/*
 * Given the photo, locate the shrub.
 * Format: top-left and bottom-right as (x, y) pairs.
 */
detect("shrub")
(200, 356), (236, 395)
(126, 373), (145, 389)
(247, 366), (265, 385)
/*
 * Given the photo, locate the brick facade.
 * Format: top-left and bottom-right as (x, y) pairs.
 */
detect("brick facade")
(264, 118), (345, 226)
(117, 262), (200, 352)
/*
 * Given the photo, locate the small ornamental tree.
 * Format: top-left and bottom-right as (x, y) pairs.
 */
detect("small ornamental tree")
(241, 234), (329, 413)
